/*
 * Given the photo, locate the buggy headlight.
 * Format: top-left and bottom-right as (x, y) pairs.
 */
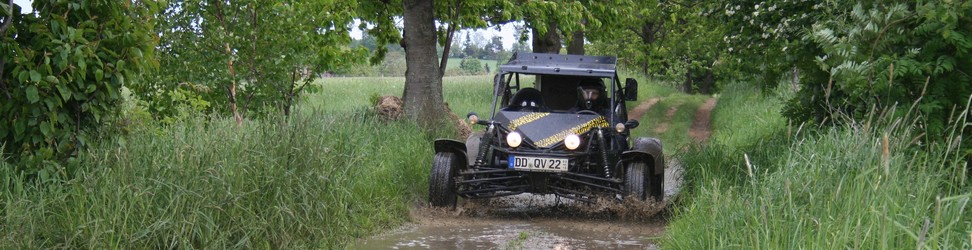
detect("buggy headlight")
(564, 134), (581, 150)
(506, 132), (522, 148)
(615, 123), (626, 133)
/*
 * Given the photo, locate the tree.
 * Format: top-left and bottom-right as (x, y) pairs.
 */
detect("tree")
(360, 0), (518, 130)
(0, 0), (158, 164)
(140, 0), (363, 122)
(400, 0), (447, 129)
(484, 35), (505, 59)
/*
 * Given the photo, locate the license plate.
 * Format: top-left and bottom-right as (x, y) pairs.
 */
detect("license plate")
(508, 156), (569, 172)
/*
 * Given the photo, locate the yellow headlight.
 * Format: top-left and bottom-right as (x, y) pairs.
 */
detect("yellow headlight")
(615, 123), (626, 133)
(468, 114), (479, 125)
(506, 132), (522, 148)
(565, 134), (581, 150)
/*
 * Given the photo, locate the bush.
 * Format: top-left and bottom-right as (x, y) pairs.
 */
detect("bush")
(780, 2), (971, 139)
(0, 1), (157, 166)
(460, 57), (483, 75)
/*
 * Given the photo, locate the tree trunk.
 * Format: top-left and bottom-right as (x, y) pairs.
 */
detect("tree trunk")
(531, 22), (561, 54)
(701, 69), (714, 94)
(791, 65), (800, 91)
(214, 1), (242, 125)
(402, 0), (446, 130)
(567, 19), (586, 55)
(224, 43), (243, 125)
(683, 70), (693, 93)
(566, 30), (584, 55)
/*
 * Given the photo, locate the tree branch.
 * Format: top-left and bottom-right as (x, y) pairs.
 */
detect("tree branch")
(438, 23), (455, 78)
(0, 0), (13, 99)
(0, 0), (12, 34)
(438, 0), (462, 78)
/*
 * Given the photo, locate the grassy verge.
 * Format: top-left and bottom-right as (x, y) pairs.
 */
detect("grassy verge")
(0, 111), (432, 248)
(662, 82), (972, 248)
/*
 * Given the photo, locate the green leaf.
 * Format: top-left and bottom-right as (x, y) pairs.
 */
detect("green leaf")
(25, 86), (40, 103)
(0, 3), (10, 16)
(45, 75), (58, 84)
(39, 121), (52, 137)
(17, 70), (28, 83)
(56, 84), (72, 100)
(14, 120), (26, 138)
(29, 70), (41, 83)
(95, 69), (104, 81)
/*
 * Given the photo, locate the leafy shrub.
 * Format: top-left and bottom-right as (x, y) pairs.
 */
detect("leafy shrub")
(786, 2), (972, 138)
(0, 1), (157, 166)
(460, 57), (484, 75)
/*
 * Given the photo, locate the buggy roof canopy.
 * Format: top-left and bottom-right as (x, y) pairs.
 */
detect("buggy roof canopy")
(499, 52), (617, 78)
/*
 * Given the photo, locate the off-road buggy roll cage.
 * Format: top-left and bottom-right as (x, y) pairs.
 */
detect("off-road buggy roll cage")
(490, 53), (631, 124)
(428, 53), (664, 207)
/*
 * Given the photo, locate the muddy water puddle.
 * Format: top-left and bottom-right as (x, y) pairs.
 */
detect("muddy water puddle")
(356, 164), (683, 249)
(357, 216), (662, 249)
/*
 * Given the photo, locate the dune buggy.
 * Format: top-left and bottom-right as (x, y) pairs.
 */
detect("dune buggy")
(429, 53), (664, 208)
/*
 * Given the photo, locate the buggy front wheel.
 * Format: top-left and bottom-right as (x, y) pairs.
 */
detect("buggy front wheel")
(428, 152), (460, 208)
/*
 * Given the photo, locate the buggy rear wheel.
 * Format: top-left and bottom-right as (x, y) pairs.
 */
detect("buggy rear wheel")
(429, 152), (460, 208)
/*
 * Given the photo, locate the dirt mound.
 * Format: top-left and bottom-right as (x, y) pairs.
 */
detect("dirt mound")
(444, 102), (472, 139)
(374, 95), (404, 121)
(373, 96), (471, 139)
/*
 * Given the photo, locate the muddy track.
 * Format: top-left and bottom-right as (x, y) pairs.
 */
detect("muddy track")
(357, 97), (712, 249)
(629, 97), (661, 121)
(688, 98), (718, 143)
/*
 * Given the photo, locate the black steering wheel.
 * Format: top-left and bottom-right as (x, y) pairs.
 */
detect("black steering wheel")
(576, 110), (599, 116)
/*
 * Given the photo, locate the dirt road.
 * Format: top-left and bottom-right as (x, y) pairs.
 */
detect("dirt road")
(356, 97), (707, 249)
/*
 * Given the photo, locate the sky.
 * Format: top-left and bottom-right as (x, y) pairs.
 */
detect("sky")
(350, 20), (525, 50)
(10, 0), (526, 51)
(12, 0), (31, 12)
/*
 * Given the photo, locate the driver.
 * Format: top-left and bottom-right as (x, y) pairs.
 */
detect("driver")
(577, 80), (606, 112)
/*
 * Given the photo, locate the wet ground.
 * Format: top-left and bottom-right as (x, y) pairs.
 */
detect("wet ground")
(355, 163), (683, 249)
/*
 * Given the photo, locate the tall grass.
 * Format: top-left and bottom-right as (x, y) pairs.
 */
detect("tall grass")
(663, 82), (972, 248)
(0, 111), (431, 248)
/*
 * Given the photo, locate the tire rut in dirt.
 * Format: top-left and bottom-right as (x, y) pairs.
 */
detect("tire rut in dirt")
(629, 97), (661, 121)
(689, 98), (718, 143)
